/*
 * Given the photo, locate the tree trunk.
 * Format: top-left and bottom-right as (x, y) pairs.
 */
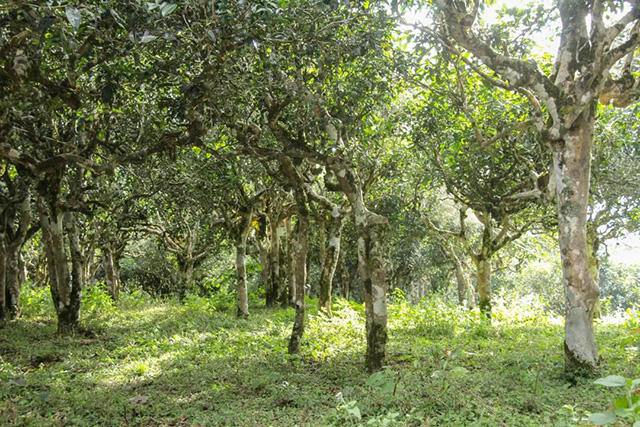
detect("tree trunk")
(476, 257), (491, 316)
(284, 218), (296, 307)
(38, 182), (81, 334)
(235, 240), (249, 318)
(334, 165), (388, 372)
(258, 238), (271, 304)
(318, 213), (344, 316)
(357, 221), (388, 371)
(177, 256), (195, 297)
(454, 257), (471, 308)
(103, 246), (120, 301)
(266, 217), (281, 307)
(65, 211), (85, 332)
(586, 225), (602, 318)
(277, 222), (290, 307)
(5, 250), (22, 319)
(338, 247), (349, 300)
(317, 215), (326, 298)
(288, 205), (309, 355)
(443, 242), (472, 308)
(1, 182), (34, 320)
(554, 111), (600, 372)
(235, 210), (253, 318)
(0, 244), (6, 320)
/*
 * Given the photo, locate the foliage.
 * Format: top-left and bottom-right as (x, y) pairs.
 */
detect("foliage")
(599, 261), (640, 313)
(81, 284), (116, 323)
(19, 286), (54, 320)
(3, 293), (638, 425)
(588, 375), (640, 426)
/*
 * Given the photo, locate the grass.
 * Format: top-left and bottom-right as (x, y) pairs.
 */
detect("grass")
(0, 289), (638, 426)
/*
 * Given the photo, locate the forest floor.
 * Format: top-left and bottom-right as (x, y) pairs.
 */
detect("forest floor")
(0, 289), (638, 426)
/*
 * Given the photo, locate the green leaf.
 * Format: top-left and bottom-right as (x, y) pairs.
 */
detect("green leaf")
(613, 407), (631, 416)
(366, 370), (396, 393)
(614, 397), (629, 408)
(160, 3), (178, 17)
(65, 7), (82, 30)
(450, 366), (469, 377)
(141, 35), (157, 43)
(345, 401), (361, 419)
(632, 422), (640, 427)
(594, 375), (627, 387)
(588, 412), (616, 425)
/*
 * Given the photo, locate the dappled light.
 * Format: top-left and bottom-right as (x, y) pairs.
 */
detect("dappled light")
(2, 0), (640, 425)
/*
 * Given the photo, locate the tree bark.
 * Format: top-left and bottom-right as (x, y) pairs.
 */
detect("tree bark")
(453, 255), (472, 308)
(5, 251), (22, 318)
(235, 209), (253, 318)
(338, 246), (349, 300)
(431, 0), (629, 373)
(288, 202), (309, 355)
(266, 216), (281, 307)
(1, 179), (34, 320)
(476, 257), (491, 316)
(284, 217), (296, 307)
(333, 164), (388, 371)
(554, 111), (600, 372)
(318, 212), (344, 316)
(103, 246), (120, 301)
(0, 246), (6, 321)
(37, 179), (81, 334)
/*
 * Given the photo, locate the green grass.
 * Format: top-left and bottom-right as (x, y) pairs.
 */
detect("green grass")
(0, 290), (638, 426)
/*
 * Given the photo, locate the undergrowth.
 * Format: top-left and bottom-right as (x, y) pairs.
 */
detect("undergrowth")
(0, 289), (638, 426)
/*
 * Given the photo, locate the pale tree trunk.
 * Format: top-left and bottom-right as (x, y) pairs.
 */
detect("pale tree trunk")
(338, 246), (349, 300)
(266, 216), (281, 307)
(333, 165), (388, 371)
(586, 225), (601, 290)
(441, 241), (473, 308)
(554, 111), (600, 371)
(176, 249), (196, 298)
(317, 215), (326, 298)
(277, 223), (290, 307)
(432, 0), (630, 374)
(38, 189), (81, 334)
(285, 218), (296, 307)
(318, 212), (344, 316)
(34, 249), (48, 288)
(235, 209), (253, 318)
(5, 251), (22, 318)
(1, 244), (24, 320)
(586, 225), (601, 318)
(453, 255), (472, 308)
(103, 246), (120, 301)
(357, 222), (388, 371)
(258, 238), (271, 304)
(66, 211), (87, 321)
(475, 257), (491, 316)
(288, 201), (309, 355)
(0, 245), (6, 320)
(1, 183), (34, 320)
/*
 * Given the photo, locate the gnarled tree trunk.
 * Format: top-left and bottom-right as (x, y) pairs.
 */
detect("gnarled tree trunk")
(333, 164), (388, 371)
(475, 257), (491, 316)
(284, 217), (296, 307)
(235, 208), (253, 318)
(318, 211), (344, 316)
(38, 186), (81, 334)
(103, 246), (120, 301)
(1, 178), (35, 320)
(266, 215), (281, 307)
(288, 199), (309, 355)
(554, 111), (600, 372)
